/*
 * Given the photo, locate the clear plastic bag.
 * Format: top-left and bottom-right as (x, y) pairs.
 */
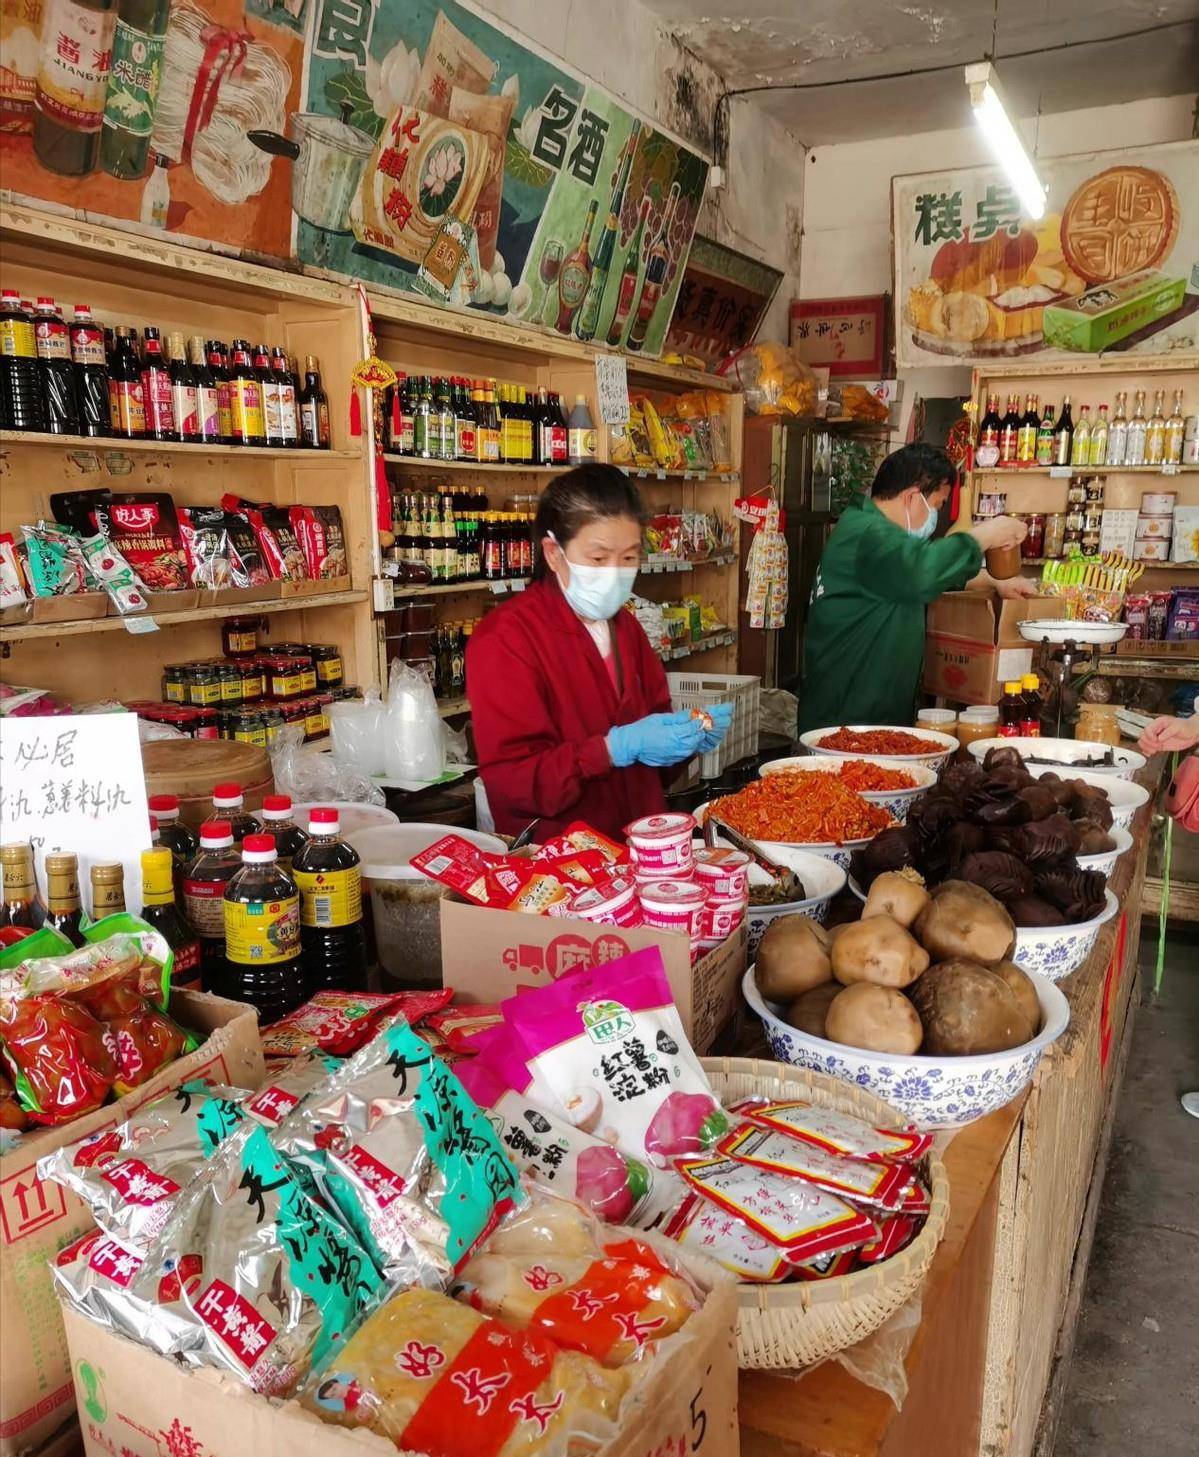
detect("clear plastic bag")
(718, 342), (817, 418)
(274, 722), (386, 806)
(385, 659), (445, 782)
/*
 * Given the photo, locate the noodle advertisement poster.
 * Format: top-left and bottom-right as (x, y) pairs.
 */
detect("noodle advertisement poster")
(891, 138), (1199, 368)
(1, 0), (710, 358)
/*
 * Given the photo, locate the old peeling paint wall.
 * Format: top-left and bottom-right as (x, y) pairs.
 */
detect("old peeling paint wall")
(483, 0), (805, 341)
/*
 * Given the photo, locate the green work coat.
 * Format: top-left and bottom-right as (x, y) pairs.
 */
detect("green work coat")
(798, 495), (982, 732)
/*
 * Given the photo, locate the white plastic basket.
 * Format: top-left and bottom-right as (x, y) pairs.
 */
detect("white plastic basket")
(668, 671), (761, 778)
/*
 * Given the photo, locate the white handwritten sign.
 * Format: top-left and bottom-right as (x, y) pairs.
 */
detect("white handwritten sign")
(0, 714), (152, 913)
(594, 354), (630, 425)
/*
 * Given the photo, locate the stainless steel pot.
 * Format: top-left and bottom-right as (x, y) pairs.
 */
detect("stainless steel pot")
(249, 105), (374, 233)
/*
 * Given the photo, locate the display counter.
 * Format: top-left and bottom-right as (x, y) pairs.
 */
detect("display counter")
(738, 759), (1160, 1457)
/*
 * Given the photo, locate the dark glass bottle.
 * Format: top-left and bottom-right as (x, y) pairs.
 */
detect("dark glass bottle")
(182, 820), (240, 985)
(166, 331), (199, 441)
(206, 340), (234, 443)
(34, 297), (79, 434)
(218, 834), (304, 1020)
(299, 354), (330, 449)
(272, 348), (300, 445)
(43, 852), (85, 946)
(1053, 397), (1074, 467)
(0, 290), (46, 432)
(140, 326), (177, 441)
(210, 783), (261, 845)
(189, 335), (222, 443)
(70, 305), (111, 437)
(291, 808), (366, 995)
(139, 848), (202, 985)
(1, 843), (40, 929)
(257, 343), (283, 446)
(259, 795), (309, 874)
(89, 862), (126, 918)
(109, 325), (146, 438)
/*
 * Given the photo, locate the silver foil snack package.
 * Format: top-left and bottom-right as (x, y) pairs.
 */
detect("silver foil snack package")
(122, 1121), (383, 1395)
(273, 1018), (523, 1291)
(244, 1050), (344, 1129)
(38, 1082), (250, 1250)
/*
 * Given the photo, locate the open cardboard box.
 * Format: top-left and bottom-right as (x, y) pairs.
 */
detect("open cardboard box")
(0, 992), (263, 1457)
(439, 899), (747, 1055)
(923, 593), (1066, 706)
(60, 1248), (739, 1457)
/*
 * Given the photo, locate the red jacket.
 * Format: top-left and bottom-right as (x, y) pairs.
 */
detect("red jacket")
(467, 576), (673, 840)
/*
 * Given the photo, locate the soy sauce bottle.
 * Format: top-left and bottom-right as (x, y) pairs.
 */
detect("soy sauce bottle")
(147, 793), (200, 874)
(33, 298), (79, 434)
(0, 290), (45, 432)
(210, 783), (261, 845)
(259, 795), (308, 873)
(70, 306), (112, 438)
(218, 834), (304, 1021)
(291, 807), (366, 994)
(183, 820), (240, 985)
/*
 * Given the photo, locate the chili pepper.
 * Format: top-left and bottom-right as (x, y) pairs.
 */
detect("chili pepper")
(817, 728), (942, 756)
(709, 774), (891, 844)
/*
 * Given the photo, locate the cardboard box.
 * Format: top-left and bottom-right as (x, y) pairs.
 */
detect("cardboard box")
(0, 993), (263, 1457)
(438, 899), (747, 1055)
(60, 1254), (740, 1457)
(923, 593), (1066, 706)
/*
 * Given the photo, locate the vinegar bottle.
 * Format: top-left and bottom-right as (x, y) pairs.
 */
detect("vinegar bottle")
(1, 843), (40, 929)
(210, 783), (261, 845)
(259, 795), (309, 874)
(291, 807), (366, 995)
(89, 862), (126, 919)
(218, 834), (304, 1021)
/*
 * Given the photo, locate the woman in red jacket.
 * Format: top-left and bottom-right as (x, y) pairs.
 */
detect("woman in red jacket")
(467, 466), (731, 840)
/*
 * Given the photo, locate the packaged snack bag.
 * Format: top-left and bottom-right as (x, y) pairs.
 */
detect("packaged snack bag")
(661, 1193), (790, 1284)
(0, 992), (116, 1123)
(289, 505), (349, 580)
(245, 1049), (342, 1129)
(94, 493), (188, 591)
(178, 506), (235, 589)
(717, 1124), (912, 1211)
(502, 948), (728, 1169)
(222, 497), (307, 582)
(273, 1018), (522, 1287)
(261, 988), (452, 1059)
(302, 1287), (628, 1457)
(728, 1098), (931, 1163)
(425, 1003), (505, 1054)
(38, 1081), (250, 1249)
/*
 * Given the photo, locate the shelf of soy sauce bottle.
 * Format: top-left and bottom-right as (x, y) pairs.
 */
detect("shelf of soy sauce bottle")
(0, 429), (360, 460)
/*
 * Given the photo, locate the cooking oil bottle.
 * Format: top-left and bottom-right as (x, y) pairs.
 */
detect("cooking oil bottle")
(291, 807), (366, 994)
(219, 834), (304, 1021)
(210, 783), (261, 845)
(259, 795), (309, 873)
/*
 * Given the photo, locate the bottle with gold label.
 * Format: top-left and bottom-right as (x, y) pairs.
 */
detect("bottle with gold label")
(291, 807), (365, 995)
(1144, 390), (1167, 466)
(1164, 390), (1185, 464)
(1, 843), (40, 929)
(139, 847), (202, 984)
(89, 862), (126, 919)
(44, 852), (85, 946)
(218, 834), (303, 1020)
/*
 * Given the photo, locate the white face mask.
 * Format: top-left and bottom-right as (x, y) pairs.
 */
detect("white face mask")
(549, 534), (637, 620)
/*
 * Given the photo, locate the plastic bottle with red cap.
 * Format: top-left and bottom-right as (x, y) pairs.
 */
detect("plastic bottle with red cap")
(217, 833), (304, 1020)
(259, 794), (309, 873)
(182, 820), (241, 986)
(209, 782), (261, 845)
(291, 806), (366, 994)
(147, 792), (199, 872)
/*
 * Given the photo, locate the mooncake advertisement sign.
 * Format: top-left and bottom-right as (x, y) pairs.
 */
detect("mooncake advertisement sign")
(0, 0), (707, 358)
(892, 139), (1199, 368)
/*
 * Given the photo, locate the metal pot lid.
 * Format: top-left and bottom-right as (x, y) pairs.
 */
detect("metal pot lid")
(291, 111), (375, 157)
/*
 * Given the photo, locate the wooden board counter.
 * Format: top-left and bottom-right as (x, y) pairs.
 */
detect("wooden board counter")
(739, 768), (1158, 1457)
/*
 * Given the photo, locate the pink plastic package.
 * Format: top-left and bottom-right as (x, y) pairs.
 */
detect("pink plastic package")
(502, 947), (729, 1170)
(456, 1027), (684, 1225)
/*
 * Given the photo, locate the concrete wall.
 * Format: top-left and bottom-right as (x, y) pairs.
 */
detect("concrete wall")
(482, 0), (805, 340)
(798, 94), (1197, 428)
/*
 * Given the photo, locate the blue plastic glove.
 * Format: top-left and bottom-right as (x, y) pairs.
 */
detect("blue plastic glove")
(607, 710), (705, 768)
(696, 702), (734, 754)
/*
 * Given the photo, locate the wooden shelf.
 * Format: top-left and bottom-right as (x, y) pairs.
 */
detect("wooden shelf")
(437, 696), (470, 718)
(0, 430), (360, 460)
(1017, 557), (1198, 569)
(377, 575), (528, 605)
(620, 468), (740, 483)
(658, 629), (736, 662)
(383, 453), (569, 473)
(641, 554), (735, 575)
(0, 590), (368, 643)
(970, 464), (1196, 478)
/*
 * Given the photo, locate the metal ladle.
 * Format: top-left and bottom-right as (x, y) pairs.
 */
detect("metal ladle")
(703, 814), (806, 901)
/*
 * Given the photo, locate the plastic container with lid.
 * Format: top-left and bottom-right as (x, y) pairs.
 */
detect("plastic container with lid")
(211, 782), (262, 844)
(956, 706), (1000, 755)
(216, 833), (304, 1021)
(570, 877), (642, 929)
(309, 644), (344, 688)
(1076, 703), (1123, 747)
(637, 878), (705, 949)
(259, 794), (309, 871)
(916, 707), (958, 732)
(624, 812), (697, 881)
(693, 847), (750, 900)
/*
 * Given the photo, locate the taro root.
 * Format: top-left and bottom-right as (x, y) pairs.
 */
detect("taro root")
(1075, 820), (1117, 856)
(913, 880), (1016, 965)
(989, 960), (1041, 1036)
(908, 959), (1034, 1055)
(831, 915), (930, 988)
(957, 851), (1033, 902)
(755, 917), (832, 1003)
(1034, 867), (1107, 923)
(974, 796), (1033, 828)
(825, 983), (923, 1055)
(863, 868), (929, 927)
(983, 746), (1025, 772)
(852, 825), (918, 887)
(1005, 894), (1068, 927)
(1016, 782), (1059, 821)
(785, 982), (843, 1038)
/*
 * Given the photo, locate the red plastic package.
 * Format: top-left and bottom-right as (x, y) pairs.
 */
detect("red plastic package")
(485, 859), (577, 916)
(261, 989), (453, 1058)
(409, 835), (498, 906)
(289, 506), (348, 580)
(72, 978), (189, 1095)
(0, 994), (116, 1124)
(536, 822), (628, 866)
(93, 492), (188, 592)
(221, 496), (307, 582)
(425, 1004), (505, 1054)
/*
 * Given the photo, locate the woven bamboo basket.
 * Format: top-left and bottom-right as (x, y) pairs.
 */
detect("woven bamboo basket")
(701, 1056), (950, 1369)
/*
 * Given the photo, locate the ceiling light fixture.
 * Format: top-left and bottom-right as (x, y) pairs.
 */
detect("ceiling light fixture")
(965, 61), (1047, 219)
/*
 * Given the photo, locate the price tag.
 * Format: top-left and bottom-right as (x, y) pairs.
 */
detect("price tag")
(123, 615), (159, 634)
(1161, 462), (1179, 476)
(593, 354), (629, 425)
(1049, 466), (1073, 479)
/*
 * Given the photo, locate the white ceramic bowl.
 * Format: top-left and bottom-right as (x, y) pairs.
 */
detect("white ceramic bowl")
(1077, 825), (1134, 878)
(759, 755), (938, 824)
(694, 800), (874, 872)
(1012, 889), (1120, 981)
(965, 737), (1147, 781)
(1023, 766), (1150, 830)
(799, 725), (958, 774)
(1017, 619), (1126, 646)
(739, 844), (847, 956)
(742, 966), (1070, 1130)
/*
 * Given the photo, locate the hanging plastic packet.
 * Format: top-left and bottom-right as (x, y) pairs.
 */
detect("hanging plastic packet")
(503, 948), (728, 1170)
(660, 1193), (790, 1284)
(289, 504), (348, 580)
(124, 1120), (383, 1393)
(78, 533), (148, 614)
(301, 1287), (629, 1457)
(456, 1030), (679, 1226)
(261, 988), (452, 1059)
(729, 1098), (932, 1164)
(452, 1233), (697, 1367)
(20, 521), (86, 596)
(0, 533), (28, 608)
(673, 1154), (874, 1263)
(37, 1082), (250, 1250)
(245, 1049), (342, 1129)
(273, 1018), (522, 1288)
(717, 1125), (912, 1211)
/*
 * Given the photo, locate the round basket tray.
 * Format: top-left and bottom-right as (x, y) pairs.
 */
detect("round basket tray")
(700, 1055), (949, 1370)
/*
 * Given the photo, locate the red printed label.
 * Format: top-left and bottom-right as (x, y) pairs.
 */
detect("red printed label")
(195, 1278), (276, 1369)
(100, 1158), (180, 1205)
(342, 1144), (406, 1208)
(88, 1235), (144, 1287)
(526, 1255), (669, 1360)
(247, 1085), (300, 1126)
(142, 367), (175, 433)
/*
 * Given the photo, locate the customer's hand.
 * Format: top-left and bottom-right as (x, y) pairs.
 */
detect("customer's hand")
(696, 702), (734, 753)
(1138, 715), (1199, 754)
(608, 710), (705, 768)
(973, 515), (1028, 551)
(996, 575), (1040, 600)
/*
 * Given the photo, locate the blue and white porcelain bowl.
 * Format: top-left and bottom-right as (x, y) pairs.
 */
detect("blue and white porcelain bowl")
(693, 802), (871, 874)
(1011, 889), (1120, 981)
(798, 725), (959, 775)
(742, 965), (1070, 1130)
(740, 844), (848, 957)
(965, 737), (1146, 781)
(759, 756), (938, 825)
(1076, 826), (1134, 879)
(1022, 766), (1149, 830)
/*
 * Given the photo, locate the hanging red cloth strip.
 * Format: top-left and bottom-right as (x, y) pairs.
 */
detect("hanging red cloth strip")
(349, 284), (397, 533)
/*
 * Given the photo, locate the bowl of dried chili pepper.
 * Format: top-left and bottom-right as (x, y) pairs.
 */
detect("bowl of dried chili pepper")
(799, 726), (958, 774)
(760, 756), (938, 824)
(697, 777), (896, 872)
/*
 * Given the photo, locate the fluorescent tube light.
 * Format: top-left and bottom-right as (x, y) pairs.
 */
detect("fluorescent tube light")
(965, 61), (1047, 219)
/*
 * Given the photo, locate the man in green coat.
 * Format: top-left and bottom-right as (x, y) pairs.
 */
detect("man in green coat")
(799, 443), (1035, 732)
